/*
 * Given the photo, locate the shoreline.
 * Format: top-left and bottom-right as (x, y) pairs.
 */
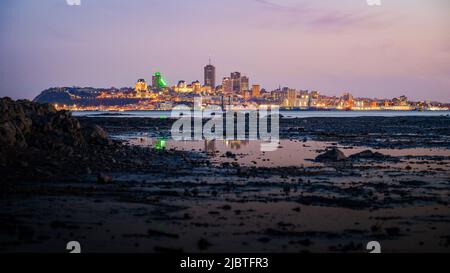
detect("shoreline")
(1, 100), (450, 253)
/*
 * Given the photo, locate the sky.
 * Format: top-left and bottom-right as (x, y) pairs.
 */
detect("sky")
(0, 0), (449, 102)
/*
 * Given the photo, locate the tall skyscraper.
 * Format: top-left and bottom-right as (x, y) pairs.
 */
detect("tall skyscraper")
(231, 72), (241, 93)
(240, 76), (249, 93)
(204, 60), (216, 90)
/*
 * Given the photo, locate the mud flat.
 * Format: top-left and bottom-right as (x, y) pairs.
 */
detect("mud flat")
(1, 105), (450, 253)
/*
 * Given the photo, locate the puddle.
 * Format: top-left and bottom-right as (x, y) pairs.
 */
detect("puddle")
(111, 133), (450, 168)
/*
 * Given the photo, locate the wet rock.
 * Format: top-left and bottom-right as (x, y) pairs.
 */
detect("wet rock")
(82, 124), (109, 145)
(154, 246), (183, 253)
(198, 238), (212, 250)
(225, 151), (236, 158)
(147, 229), (179, 239)
(349, 150), (388, 161)
(315, 148), (347, 162)
(219, 205), (232, 211)
(97, 173), (112, 184)
(385, 227), (401, 236)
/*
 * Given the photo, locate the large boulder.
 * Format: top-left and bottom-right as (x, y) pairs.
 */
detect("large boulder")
(82, 124), (109, 145)
(315, 148), (347, 162)
(0, 97), (109, 150)
(349, 150), (387, 161)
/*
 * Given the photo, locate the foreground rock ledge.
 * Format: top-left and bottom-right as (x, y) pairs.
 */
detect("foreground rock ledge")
(0, 97), (195, 182)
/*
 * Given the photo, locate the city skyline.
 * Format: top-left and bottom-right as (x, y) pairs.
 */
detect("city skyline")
(0, 0), (449, 102)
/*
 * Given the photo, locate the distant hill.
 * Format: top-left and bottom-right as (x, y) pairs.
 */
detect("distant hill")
(34, 87), (99, 105)
(33, 87), (140, 106)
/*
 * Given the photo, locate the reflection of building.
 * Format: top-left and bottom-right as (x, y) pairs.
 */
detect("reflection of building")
(225, 140), (249, 150)
(204, 140), (217, 155)
(204, 61), (216, 90)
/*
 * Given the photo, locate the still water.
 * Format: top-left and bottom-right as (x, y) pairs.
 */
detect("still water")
(73, 110), (450, 118)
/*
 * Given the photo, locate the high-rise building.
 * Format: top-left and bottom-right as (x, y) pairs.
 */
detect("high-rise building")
(231, 72), (241, 93)
(252, 84), (261, 98)
(204, 60), (216, 90)
(222, 77), (232, 94)
(240, 76), (249, 93)
(152, 72), (167, 90)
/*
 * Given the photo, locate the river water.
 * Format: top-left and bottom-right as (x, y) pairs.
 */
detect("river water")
(73, 110), (450, 118)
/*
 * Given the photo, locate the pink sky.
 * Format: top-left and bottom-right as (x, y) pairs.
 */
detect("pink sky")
(0, 0), (449, 101)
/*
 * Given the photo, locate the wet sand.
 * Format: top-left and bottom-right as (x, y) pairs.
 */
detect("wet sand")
(1, 116), (450, 253)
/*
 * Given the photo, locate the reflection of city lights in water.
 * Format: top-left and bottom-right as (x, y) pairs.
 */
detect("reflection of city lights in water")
(204, 140), (250, 155)
(224, 140), (250, 150)
(153, 138), (167, 150)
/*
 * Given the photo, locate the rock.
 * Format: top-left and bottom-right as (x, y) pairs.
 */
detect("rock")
(0, 122), (18, 146)
(385, 227), (401, 236)
(82, 124), (108, 145)
(315, 148), (347, 162)
(97, 173), (112, 184)
(349, 150), (387, 161)
(197, 238), (212, 250)
(219, 205), (232, 210)
(225, 151), (236, 158)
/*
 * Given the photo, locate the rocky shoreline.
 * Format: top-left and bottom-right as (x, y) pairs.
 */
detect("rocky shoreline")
(0, 98), (201, 185)
(1, 98), (450, 253)
(77, 114), (450, 149)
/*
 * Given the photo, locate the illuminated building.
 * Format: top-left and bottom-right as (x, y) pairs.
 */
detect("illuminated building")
(174, 80), (193, 93)
(152, 72), (167, 90)
(204, 60), (216, 90)
(134, 79), (148, 97)
(240, 76), (249, 93)
(231, 72), (241, 93)
(310, 91), (320, 99)
(252, 84), (261, 98)
(222, 77), (232, 94)
(283, 88), (297, 108)
(243, 90), (251, 100)
(134, 79), (148, 92)
(192, 81), (202, 93)
(339, 92), (354, 109)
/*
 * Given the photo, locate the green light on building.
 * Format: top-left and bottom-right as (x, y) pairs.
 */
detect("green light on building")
(154, 72), (167, 88)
